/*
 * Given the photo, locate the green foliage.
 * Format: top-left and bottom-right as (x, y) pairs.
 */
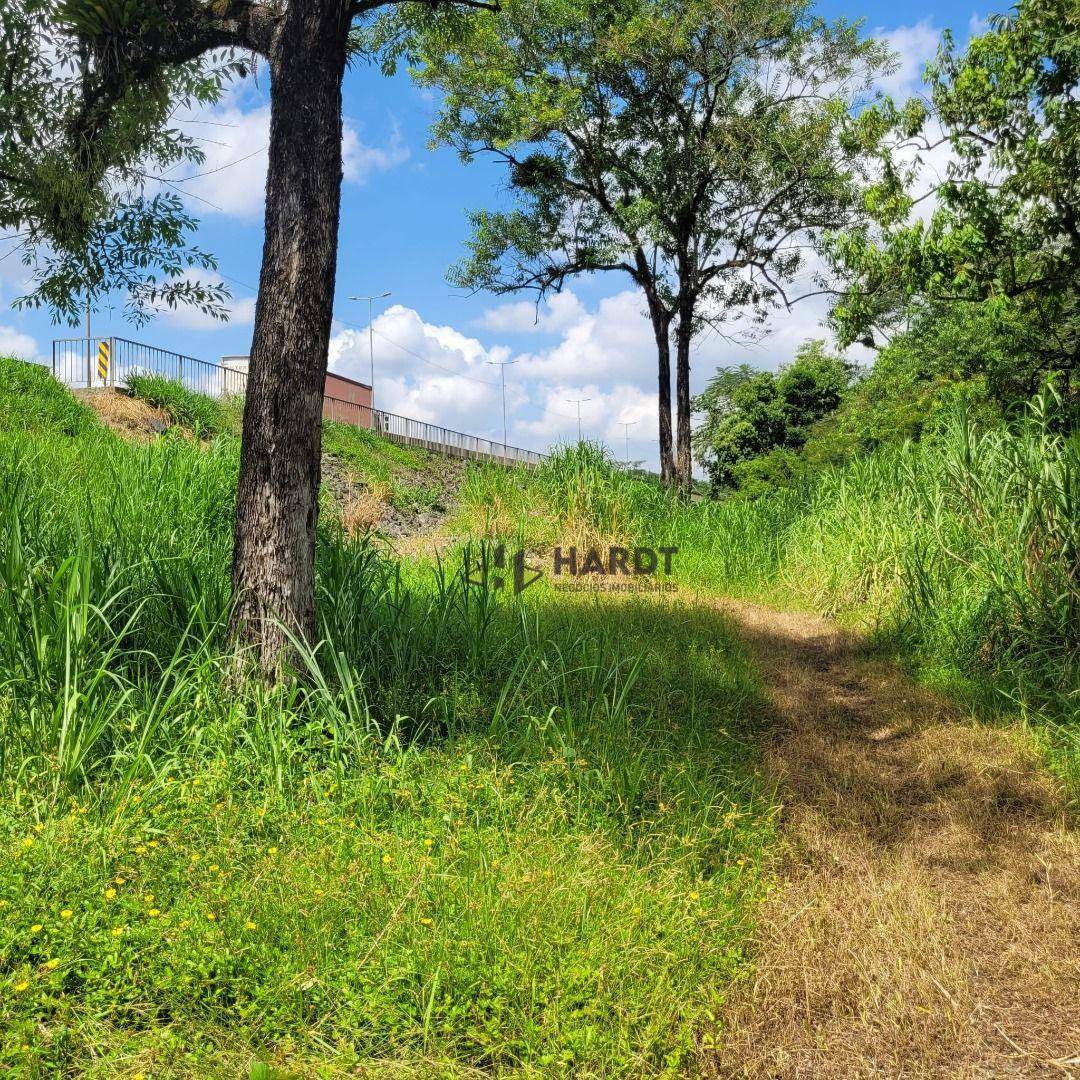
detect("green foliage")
(799, 308), (1006, 469)
(0, 356), (99, 438)
(397, 0), (890, 479)
(125, 372), (231, 436)
(693, 342), (857, 495)
(0, 0), (236, 325)
(831, 0), (1080, 395)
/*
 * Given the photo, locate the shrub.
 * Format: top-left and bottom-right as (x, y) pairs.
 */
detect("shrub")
(125, 372), (229, 435)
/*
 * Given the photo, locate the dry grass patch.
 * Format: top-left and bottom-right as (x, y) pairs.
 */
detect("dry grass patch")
(76, 388), (171, 439)
(705, 600), (1080, 1079)
(341, 484), (390, 536)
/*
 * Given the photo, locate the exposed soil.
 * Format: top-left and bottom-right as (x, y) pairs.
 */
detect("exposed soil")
(76, 387), (172, 439)
(321, 451), (467, 547)
(708, 599), (1079, 1079)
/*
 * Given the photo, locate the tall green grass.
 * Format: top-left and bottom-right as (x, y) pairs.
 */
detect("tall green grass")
(125, 371), (236, 436)
(0, 358), (775, 1075)
(457, 394), (1078, 783)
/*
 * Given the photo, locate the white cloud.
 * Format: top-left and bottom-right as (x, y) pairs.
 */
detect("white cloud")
(514, 290), (659, 385)
(0, 325), (40, 362)
(159, 294), (257, 332)
(876, 20), (940, 100)
(343, 121), (410, 184)
(319, 283), (869, 470)
(478, 291), (587, 335)
(519, 381), (659, 451)
(164, 86), (411, 219)
(166, 94), (271, 219)
(329, 305), (506, 436)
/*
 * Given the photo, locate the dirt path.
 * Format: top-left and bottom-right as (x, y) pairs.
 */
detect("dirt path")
(710, 599), (1079, 1079)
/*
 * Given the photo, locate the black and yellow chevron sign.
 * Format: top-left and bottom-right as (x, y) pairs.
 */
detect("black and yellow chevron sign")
(96, 341), (110, 382)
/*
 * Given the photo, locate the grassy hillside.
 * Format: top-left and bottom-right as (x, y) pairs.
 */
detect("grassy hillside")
(0, 358), (775, 1076)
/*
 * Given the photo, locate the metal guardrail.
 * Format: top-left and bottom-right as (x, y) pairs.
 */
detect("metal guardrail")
(51, 337), (545, 467)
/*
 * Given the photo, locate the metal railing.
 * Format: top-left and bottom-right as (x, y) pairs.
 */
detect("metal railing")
(51, 337), (545, 467)
(52, 336), (248, 398)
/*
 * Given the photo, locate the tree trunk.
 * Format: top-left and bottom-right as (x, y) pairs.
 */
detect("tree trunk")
(645, 306), (675, 486)
(228, 0), (349, 678)
(674, 317), (693, 493)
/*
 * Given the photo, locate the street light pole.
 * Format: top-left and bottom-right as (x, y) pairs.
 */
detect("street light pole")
(565, 397), (592, 443)
(486, 357), (519, 454)
(85, 292), (91, 387)
(348, 292), (391, 411)
(620, 420), (638, 467)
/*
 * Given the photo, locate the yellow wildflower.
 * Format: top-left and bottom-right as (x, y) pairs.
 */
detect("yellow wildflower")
(147, 908), (161, 918)
(110, 927), (123, 937)
(14, 980), (29, 993)
(44, 959), (59, 970)
(59, 909), (73, 920)
(245, 920), (257, 930)
(30, 923), (42, 934)
(420, 917), (433, 927)
(105, 888), (117, 900)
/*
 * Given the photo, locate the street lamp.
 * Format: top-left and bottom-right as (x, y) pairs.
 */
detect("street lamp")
(486, 357), (519, 455)
(348, 292), (391, 409)
(565, 397), (592, 443)
(619, 420), (638, 467)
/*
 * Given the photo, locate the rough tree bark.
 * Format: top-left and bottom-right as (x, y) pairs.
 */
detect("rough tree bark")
(227, 0), (351, 674)
(651, 314), (675, 487)
(674, 315), (693, 493)
(636, 252), (675, 487)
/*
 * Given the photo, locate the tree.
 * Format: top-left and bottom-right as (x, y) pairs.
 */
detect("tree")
(0, 0), (232, 325)
(2, 0), (487, 678)
(402, 0), (889, 489)
(692, 340), (855, 494)
(831, 0), (1079, 398)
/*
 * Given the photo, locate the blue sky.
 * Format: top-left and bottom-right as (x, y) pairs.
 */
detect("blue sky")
(2, 0), (984, 464)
